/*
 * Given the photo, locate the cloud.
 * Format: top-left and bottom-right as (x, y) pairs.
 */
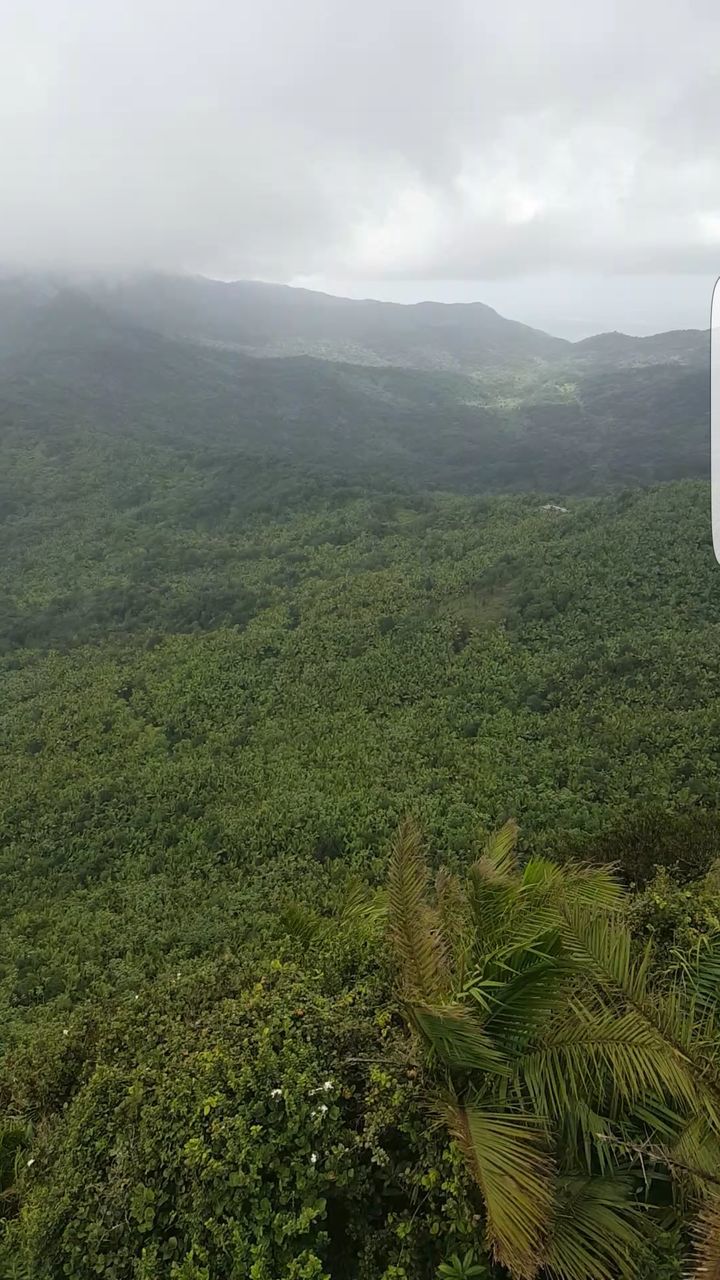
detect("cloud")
(1, 0), (719, 287)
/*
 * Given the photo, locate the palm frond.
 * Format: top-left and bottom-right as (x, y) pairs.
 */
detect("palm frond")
(545, 1177), (648, 1280)
(521, 998), (703, 1119)
(637, 1118), (720, 1208)
(467, 820), (521, 941)
(466, 870), (518, 957)
(278, 901), (323, 946)
(477, 818), (520, 879)
(559, 906), (720, 1127)
(387, 816), (447, 1002)
(520, 855), (622, 916)
(385, 815), (720, 1279)
(556, 1100), (622, 1177)
(558, 903), (651, 1004)
(436, 866), (474, 987)
(411, 1003), (510, 1075)
(472, 954), (572, 1051)
(550, 861), (626, 913)
(670, 1119), (720, 1193)
(691, 1191), (720, 1280)
(675, 931), (720, 1017)
(440, 1100), (554, 1279)
(336, 877), (387, 934)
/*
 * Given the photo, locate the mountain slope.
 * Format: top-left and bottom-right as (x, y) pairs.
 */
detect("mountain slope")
(572, 328), (708, 367)
(86, 273), (572, 370)
(0, 273), (716, 1280)
(3, 273), (708, 374)
(0, 277), (709, 518)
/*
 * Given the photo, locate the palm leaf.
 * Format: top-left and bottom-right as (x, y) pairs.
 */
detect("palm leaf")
(669, 1117), (720, 1193)
(521, 997), (707, 1123)
(387, 817), (447, 1002)
(478, 818), (520, 879)
(521, 857), (625, 914)
(411, 1003), (510, 1075)
(545, 1177), (648, 1280)
(558, 903), (651, 1004)
(627, 1119), (720, 1209)
(278, 901), (323, 945)
(467, 873), (518, 958)
(675, 931), (720, 1017)
(385, 816), (720, 1278)
(440, 1100), (554, 1279)
(436, 866), (474, 987)
(691, 1191), (720, 1280)
(559, 905), (720, 1125)
(556, 1100), (623, 1177)
(336, 877), (387, 934)
(471, 954), (572, 1050)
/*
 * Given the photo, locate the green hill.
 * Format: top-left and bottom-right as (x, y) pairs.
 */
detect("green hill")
(0, 275), (717, 1280)
(0, 280), (710, 517)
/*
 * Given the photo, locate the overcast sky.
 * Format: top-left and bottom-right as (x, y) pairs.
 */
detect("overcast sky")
(2, 0), (719, 336)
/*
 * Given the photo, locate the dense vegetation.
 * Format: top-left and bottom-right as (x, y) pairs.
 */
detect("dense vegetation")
(1, 279), (719, 1278)
(0, 279), (709, 501)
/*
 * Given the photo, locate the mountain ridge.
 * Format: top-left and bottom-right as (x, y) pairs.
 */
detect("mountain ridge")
(0, 272), (708, 373)
(0, 274), (709, 504)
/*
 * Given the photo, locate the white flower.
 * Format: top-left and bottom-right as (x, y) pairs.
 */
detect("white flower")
(62, 1029), (69, 1037)
(310, 1152), (318, 1165)
(26, 1158), (35, 1168)
(317, 1104), (328, 1116)
(309, 1080), (334, 1097)
(270, 1088), (283, 1100)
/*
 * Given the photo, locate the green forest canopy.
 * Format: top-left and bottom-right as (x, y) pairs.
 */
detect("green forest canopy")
(0, 286), (718, 1278)
(2, 467), (720, 1276)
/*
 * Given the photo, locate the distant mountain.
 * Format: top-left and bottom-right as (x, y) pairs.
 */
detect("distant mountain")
(0, 273), (709, 505)
(88, 274), (709, 372)
(82, 274), (571, 371)
(572, 328), (708, 368)
(0, 271), (708, 373)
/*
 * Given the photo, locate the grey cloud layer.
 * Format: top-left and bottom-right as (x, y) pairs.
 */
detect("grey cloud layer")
(1, 0), (719, 281)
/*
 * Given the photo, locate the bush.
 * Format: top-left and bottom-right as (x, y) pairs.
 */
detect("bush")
(2, 957), (481, 1280)
(565, 808), (720, 887)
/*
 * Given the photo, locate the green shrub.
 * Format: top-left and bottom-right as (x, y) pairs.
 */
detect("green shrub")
(2, 958), (481, 1280)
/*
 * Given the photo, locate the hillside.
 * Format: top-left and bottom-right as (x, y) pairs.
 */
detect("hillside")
(1, 273), (709, 374)
(572, 327), (708, 366)
(90, 273), (571, 369)
(2, 476), (720, 1278)
(0, 278), (710, 510)
(0, 273), (718, 1279)
(3, 477), (720, 1010)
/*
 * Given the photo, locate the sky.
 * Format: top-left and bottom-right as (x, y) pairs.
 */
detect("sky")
(1, 0), (719, 337)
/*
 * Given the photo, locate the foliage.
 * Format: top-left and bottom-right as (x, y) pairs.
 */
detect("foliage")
(628, 863), (720, 949)
(0, 281), (708, 516)
(1, 952), (485, 1280)
(387, 818), (720, 1279)
(437, 1250), (490, 1279)
(576, 809), (720, 888)
(0, 298), (719, 1278)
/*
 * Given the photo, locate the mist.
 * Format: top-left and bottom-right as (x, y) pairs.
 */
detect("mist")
(2, 0), (719, 332)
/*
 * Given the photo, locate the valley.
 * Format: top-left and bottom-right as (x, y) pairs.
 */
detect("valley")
(0, 274), (717, 1280)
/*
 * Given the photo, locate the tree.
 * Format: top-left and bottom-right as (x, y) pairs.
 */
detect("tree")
(387, 817), (720, 1280)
